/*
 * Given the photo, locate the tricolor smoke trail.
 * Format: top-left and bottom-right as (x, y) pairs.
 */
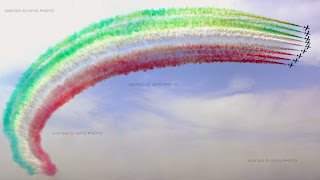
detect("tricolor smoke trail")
(2, 7), (309, 176)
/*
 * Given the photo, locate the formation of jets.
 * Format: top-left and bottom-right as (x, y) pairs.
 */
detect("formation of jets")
(288, 25), (311, 68)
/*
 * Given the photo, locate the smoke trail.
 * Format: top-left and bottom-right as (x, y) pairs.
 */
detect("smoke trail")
(2, 7), (307, 176)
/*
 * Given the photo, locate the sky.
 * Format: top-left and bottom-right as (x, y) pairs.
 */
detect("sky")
(0, 0), (320, 179)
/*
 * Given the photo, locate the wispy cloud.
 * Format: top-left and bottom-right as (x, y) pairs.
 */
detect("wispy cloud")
(132, 86), (320, 142)
(1, 82), (320, 179)
(2, 85), (320, 179)
(0, 0), (319, 179)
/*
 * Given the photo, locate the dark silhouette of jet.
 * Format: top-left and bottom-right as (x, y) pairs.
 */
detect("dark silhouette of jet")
(304, 31), (310, 36)
(305, 36), (310, 40)
(297, 53), (303, 58)
(293, 58), (299, 63)
(288, 63), (294, 68)
(301, 49), (307, 53)
(303, 25), (310, 31)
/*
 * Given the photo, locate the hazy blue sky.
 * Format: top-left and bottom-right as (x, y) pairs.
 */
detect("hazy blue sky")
(0, 0), (319, 179)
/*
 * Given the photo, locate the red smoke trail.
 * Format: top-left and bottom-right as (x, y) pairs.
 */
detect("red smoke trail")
(28, 45), (286, 176)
